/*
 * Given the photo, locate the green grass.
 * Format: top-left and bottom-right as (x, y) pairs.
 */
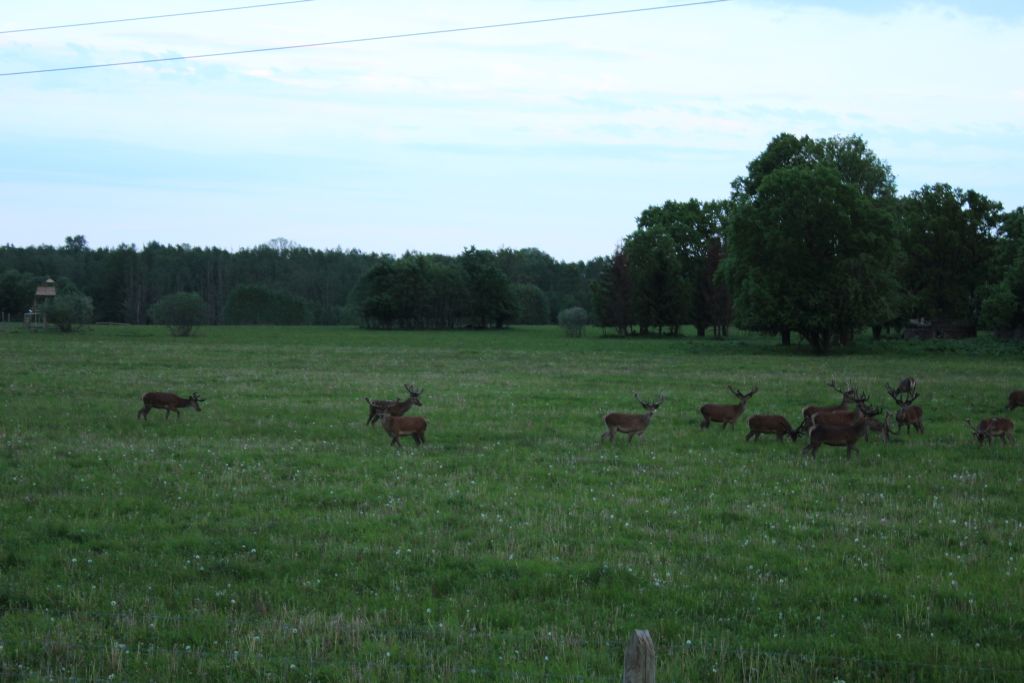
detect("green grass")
(1, 324), (1023, 681)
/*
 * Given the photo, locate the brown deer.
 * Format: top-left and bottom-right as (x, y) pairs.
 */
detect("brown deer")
(803, 415), (873, 459)
(967, 417), (1015, 446)
(800, 380), (861, 430)
(138, 392), (204, 420)
(810, 391), (874, 429)
(1006, 390), (1024, 411)
(745, 414), (800, 442)
(699, 386), (758, 429)
(894, 376), (917, 397)
(365, 384), (422, 426)
(864, 411), (893, 444)
(602, 394), (664, 443)
(380, 412), (427, 447)
(886, 385), (924, 434)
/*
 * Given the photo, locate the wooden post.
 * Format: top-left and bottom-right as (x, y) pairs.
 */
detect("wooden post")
(623, 629), (655, 683)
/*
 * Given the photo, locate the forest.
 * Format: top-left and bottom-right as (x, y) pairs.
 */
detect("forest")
(2, 133), (1023, 351)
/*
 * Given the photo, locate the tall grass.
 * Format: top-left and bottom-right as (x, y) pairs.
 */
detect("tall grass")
(1, 324), (1022, 681)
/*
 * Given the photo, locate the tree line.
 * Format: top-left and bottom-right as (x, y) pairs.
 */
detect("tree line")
(2, 132), (1022, 351)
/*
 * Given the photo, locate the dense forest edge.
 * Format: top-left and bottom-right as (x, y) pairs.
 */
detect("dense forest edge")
(3, 132), (1023, 352)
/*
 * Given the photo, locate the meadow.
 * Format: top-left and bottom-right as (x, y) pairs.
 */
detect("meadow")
(1, 324), (1022, 682)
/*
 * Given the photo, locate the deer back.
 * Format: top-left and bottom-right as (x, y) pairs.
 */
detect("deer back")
(1007, 390), (1024, 411)
(381, 413), (427, 436)
(747, 414), (793, 434)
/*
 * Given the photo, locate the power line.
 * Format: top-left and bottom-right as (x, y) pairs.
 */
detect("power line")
(1, 0), (732, 78)
(0, 0), (317, 35)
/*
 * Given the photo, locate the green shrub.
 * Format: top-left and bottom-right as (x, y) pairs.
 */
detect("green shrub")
(557, 306), (588, 337)
(42, 292), (93, 332)
(148, 291), (207, 337)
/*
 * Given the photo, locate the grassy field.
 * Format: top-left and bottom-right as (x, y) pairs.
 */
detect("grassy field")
(1, 324), (1022, 681)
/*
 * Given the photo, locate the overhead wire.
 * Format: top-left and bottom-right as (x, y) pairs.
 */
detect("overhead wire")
(0, 0), (732, 77)
(0, 0), (317, 35)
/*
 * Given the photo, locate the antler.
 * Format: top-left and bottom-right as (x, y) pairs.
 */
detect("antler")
(404, 384), (421, 396)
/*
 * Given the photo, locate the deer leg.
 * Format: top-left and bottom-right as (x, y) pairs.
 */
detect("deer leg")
(745, 431), (754, 441)
(138, 406), (149, 420)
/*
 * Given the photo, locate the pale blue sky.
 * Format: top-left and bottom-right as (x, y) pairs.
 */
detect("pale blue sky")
(2, 1), (1022, 261)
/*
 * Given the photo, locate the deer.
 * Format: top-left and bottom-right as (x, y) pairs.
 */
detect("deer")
(800, 379), (861, 431)
(809, 390), (874, 429)
(886, 385), (924, 434)
(699, 386), (758, 429)
(745, 414), (800, 442)
(602, 394), (664, 443)
(365, 384), (422, 426)
(894, 376), (917, 397)
(138, 391), (204, 420)
(380, 412), (427, 447)
(864, 411), (893, 444)
(802, 414), (873, 459)
(967, 418), (1015, 446)
(1007, 390), (1024, 412)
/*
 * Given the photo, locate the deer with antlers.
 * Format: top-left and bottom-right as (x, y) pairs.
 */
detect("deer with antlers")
(745, 414), (801, 442)
(967, 418), (1015, 446)
(803, 413), (874, 459)
(800, 379), (861, 431)
(365, 384), (422, 426)
(886, 384), (924, 434)
(602, 394), (664, 443)
(699, 386), (758, 430)
(138, 391), (205, 420)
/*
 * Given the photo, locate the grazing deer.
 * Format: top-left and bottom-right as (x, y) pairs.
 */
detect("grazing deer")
(895, 376), (917, 396)
(699, 386), (758, 429)
(800, 379), (860, 430)
(138, 392), (204, 420)
(1007, 390), (1024, 411)
(745, 414), (800, 442)
(886, 385), (924, 434)
(602, 394), (664, 443)
(967, 418), (1015, 446)
(864, 411), (893, 444)
(365, 384), (422, 426)
(380, 412), (427, 447)
(802, 415), (872, 459)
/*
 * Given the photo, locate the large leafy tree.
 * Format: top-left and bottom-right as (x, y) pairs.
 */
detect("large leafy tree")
(725, 133), (900, 352)
(898, 184), (1002, 323)
(635, 199), (732, 336)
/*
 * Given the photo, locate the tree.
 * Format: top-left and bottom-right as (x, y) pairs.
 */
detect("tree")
(42, 291), (94, 332)
(557, 306), (588, 337)
(726, 163), (899, 353)
(510, 283), (550, 324)
(0, 269), (34, 318)
(898, 184), (1002, 323)
(459, 247), (516, 328)
(148, 291), (208, 336)
(978, 207), (1024, 336)
(724, 133), (901, 351)
(224, 285), (309, 325)
(592, 250), (633, 335)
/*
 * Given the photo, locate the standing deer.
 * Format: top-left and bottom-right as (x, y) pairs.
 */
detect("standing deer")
(699, 386), (758, 429)
(138, 392), (204, 420)
(602, 394), (664, 443)
(886, 385), (924, 434)
(365, 384), (422, 426)
(803, 414), (873, 459)
(800, 379), (861, 430)
(810, 391), (874, 429)
(967, 418), (1015, 446)
(745, 414), (800, 442)
(865, 411), (893, 444)
(380, 412), (427, 447)
(1006, 390), (1024, 411)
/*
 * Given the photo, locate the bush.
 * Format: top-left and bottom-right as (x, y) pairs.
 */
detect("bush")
(149, 291), (207, 337)
(42, 292), (93, 332)
(557, 306), (588, 337)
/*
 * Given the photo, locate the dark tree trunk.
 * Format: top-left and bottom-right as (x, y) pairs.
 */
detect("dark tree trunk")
(780, 329), (791, 346)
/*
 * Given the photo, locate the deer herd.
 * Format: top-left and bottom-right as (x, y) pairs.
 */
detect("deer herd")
(137, 378), (1020, 457)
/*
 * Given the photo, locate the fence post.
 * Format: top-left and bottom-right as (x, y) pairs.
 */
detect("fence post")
(623, 629), (655, 683)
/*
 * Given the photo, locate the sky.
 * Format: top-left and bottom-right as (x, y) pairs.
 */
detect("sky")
(2, 0), (1023, 262)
